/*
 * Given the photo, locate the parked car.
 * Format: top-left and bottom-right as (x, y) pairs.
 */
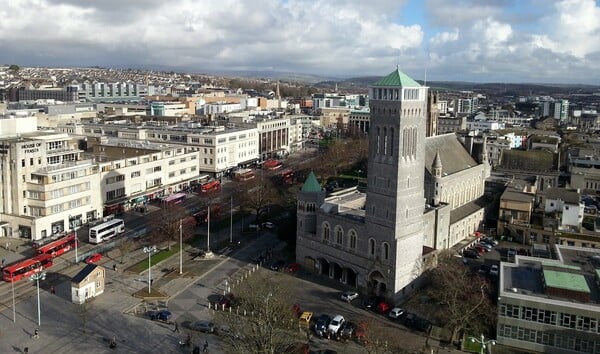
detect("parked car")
(340, 291), (359, 302)
(218, 293), (238, 308)
(262, 221), (275, 230)
(339, 321), (356, 340)
(478, 242), (493, 252)
(388, 307), (405, 320)
(481, 237), (498, 246)
(85, 253), (103, 264)
(363, 296), (382, 311)
(314, 314), (332, 336)
(148, 310), (172, 322)
(285, 263), (300, 273)
(270, 260), (285, 271)
(328, 315), (345, 334)
(377, 301), (391, 314)
(463, 250), (480, 259)
(252, 255), (265, 264)
(404, 313), (432, 333)
(507, 248), (517, 258)
(473, 246), (486, 255)
(189, 320), (215, 333)
(490, 264), (499, 276)
(477, 265), (490, 275)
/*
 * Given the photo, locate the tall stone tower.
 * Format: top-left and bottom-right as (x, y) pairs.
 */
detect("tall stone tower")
(296, 171), (326, 236)
(364, 67), (428, 299)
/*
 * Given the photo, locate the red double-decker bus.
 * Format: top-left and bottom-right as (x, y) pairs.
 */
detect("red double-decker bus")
(32, 253), (54, 269)
(36, 233), (77, 258)
(200, 180), (221, 193)
(2, 258), (43, 282)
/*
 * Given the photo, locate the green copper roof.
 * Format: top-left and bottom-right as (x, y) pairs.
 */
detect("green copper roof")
(543, 269), (590, 293)
(301, 171), (322, 193)
(372, 68), (421, 87)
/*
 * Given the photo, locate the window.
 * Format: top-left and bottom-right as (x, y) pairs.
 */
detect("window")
(335, 226), (343, 245)
(368, 238), (376, 257)
(382, 242), (390, 260)
(322, 223), (330, 242)
(131, 171), (141, 178)
(21, 159), (25, 167)
(348, 231), (357, 250)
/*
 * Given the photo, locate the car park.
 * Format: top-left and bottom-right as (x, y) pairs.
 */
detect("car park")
(314, 314), (332, 337)
(85, 253), (103, 264)
(189, 320), (215, 333)
(148, 310), (172, 322)
(388, 307), (405, 320)
(328, 315), (345, 335)
(340, 291), (359, 302)
(490, 264), (499, 276)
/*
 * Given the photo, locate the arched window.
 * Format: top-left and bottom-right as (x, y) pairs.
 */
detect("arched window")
(322, 223), (330, 242)
(376, 127), (380, 154)
(382, 242), (390, 261)
(348, 230), (357, 250)
(383, 127), (388, 155)
(335, 226), (344, 245)
(368, 238), (376, 257)
(390, 128), (394, 156)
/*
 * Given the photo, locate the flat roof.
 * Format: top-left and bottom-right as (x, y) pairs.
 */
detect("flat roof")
(543, 269), (590, 293)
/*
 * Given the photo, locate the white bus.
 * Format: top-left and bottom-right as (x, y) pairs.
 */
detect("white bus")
(89, 219), (125, 244)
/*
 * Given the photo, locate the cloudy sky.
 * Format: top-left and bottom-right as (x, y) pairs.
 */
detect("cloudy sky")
(1, 0), (599, 84)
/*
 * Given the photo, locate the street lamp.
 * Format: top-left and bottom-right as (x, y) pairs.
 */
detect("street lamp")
(470, 334), (496, 354)
(143, 246), (157, 294)
(229, 195), (233, 244)
(69, 216), (78, 263)
(11, 279), (16, 322)
(30, 271), (46, 326)
(179, 219), (183, 275)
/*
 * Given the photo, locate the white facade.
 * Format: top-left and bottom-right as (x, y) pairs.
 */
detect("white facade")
(204, 102), (242, 115)
(467, 120), (505, 131)
(0, 120), (103, 240)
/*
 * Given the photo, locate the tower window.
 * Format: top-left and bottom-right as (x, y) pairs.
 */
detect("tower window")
(382, 242), (390, 261)
(369, 238), (376, 256)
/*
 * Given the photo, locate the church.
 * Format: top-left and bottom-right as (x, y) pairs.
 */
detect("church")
(295, 68), (490, 303)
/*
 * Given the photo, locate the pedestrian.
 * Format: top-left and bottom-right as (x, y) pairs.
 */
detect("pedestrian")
(150, 278), (154, 286)
(1, 258), (5, 267)
(173, 322), (179, 333)
(203, 340), (209, 352)
(113, 264), (117, 271)
(50, 286), (55, 295)
(33, 328), (39, 339)
(15, 245), (19, 252)
(24, 348), (28, 354)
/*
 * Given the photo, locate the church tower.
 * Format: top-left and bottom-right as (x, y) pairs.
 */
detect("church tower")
(432, 151), (443, 206)
(364, 67), (428, 299)
(296, 171), (325, 236)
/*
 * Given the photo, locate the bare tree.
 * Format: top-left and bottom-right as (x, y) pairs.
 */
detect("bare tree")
(236, 172), (278, 223)
(214, 271), (303, 354)
(425, 251), (496, 341)
(149, 205), (195, 250)
(78, 297), (96, 334)
(363, 319), (407, 354)
(116, 239), (136, 264)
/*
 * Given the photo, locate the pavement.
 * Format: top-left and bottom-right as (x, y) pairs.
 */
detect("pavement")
(0, 200), (471, 354)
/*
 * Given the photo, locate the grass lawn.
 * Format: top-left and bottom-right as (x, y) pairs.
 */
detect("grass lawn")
(128, 244), (181, 273)
(463, 335), (485, 353)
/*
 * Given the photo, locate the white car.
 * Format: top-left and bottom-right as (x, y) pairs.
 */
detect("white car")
(388, 307), (405, 319)
(490, 265), (499, 276)
(328, 315), (345, 334)
(341, 291), (359, 302)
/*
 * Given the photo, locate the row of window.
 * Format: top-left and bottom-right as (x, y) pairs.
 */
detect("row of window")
(48, 197), (91, 214)
(499, 324), (599, 353)
(321, 222), (390, 261)
(500, 303), (599, 333)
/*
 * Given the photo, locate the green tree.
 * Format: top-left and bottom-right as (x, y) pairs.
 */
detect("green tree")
(8, 64), (20, 71)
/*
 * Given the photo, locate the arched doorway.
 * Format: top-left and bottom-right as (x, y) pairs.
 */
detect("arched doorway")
(317, 258), (330, 277)
(332, 263), (343, 282)
(345, 268), (358, 287)
(368, 270), (387, 296)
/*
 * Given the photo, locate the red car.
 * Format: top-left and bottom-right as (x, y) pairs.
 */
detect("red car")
(285, 263), (300, 273)
(377, 301), (391, 314)
(84, 253), (103, 264)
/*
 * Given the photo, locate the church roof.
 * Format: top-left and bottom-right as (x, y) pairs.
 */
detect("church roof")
(301, 171), (322, 193)
(425, 134), (478, 176)
(372, 67), (421, 87)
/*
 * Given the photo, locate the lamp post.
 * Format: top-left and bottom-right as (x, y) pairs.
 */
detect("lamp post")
(30, 271), (46, 326)
(205, 205), (213, 258)
(179, 219), (183, 275)
(469, 334), (496, 354)
(143, 246), (157, 294)
(11, 279), (16, 323)
(229, 195), (233, 244)
(70, 216), (78, 264)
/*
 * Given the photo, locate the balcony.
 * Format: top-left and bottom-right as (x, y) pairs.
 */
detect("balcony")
(34, 159), (94, 176)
